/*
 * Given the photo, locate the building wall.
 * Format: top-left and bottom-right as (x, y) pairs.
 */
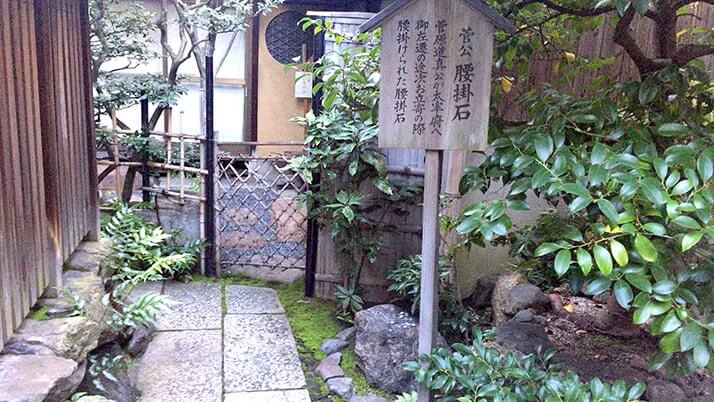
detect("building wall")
(103, 0), (247, 142)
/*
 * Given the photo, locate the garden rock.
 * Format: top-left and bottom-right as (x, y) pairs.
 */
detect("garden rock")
(335, 326), (356, 341)
(465, 274), (498, 308)
(65, 249), (102, 274)
(127, 325), (154, 357)
(502, 283), (549, 317)
(39, 270), (107, 326)
(320, 338), (349, 355)
(80, 359), (138, 402)
(327, 377), (354, 400)
(316, 352), (344, 380)
(2, 316), (101, 362)
(491, 272), (528, 323)
(354, 304), (446, 393)
(645, 380), (687, 402)
(496, 317), (551, 355)
(0, 354), (84, 402)
(349, 396), (389, 402)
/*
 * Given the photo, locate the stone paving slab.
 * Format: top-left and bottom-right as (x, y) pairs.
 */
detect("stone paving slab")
(223, 314), (306, 392)
(155, 282), (221, 331)
(225, 285), (284, 315)
(133, 329), (222, 402)
(224, 389), (311, 402)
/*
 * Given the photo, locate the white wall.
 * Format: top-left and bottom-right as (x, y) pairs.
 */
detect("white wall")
(100, 0), (246, 141)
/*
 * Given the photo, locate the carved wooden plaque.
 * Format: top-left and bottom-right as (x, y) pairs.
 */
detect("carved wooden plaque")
(376, 0), (494, 150)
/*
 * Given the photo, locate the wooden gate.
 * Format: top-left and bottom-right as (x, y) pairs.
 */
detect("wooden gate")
(0, 0), (97, 348)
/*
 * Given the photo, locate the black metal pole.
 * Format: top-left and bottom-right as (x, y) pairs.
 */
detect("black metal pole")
(204, 55), (217, 277)
(304, 26), (326, 298)
(140, 96), (150, 202)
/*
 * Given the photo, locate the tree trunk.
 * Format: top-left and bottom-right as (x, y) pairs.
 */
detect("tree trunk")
(122, 166), (138, 203)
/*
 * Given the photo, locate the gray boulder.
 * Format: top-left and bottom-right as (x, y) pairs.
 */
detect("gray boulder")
(645, 380), (687, 402)
(496, 318), (551, 355)
(327, 377), (354, 400)
(316, 352), (344, 380)
(354, 304), (445, 394)
(320, 338), (349, 355)
(2, 317), (101, 362)
(127, 325), (154, 357)
(465, 274), (498, 308)
(335, 326), (356, 342)
(65, 250), (102, 274)
(491, 272), (528, 323)
(0, 354), (84, 402)
(500, 282), (550, 317)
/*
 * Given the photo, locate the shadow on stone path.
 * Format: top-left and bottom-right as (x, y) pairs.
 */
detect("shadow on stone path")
(131, 281), (310, 402)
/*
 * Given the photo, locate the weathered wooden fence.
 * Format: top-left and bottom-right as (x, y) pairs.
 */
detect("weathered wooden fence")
(0, 0), (97, 348)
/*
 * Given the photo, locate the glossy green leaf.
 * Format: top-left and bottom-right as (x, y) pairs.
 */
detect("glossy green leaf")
(660, 310), (682, 333)
(576, 248), (593, 276)
(614, 280), (633, 309)
(633, 304), (651, 325)
(694, 341), (711, 368)
(610, 239), (629, 267)
(534, 134), (554, 162)
(659, 329), (681, 353)
(657, 123), (688, 137)
(643, 222), (666, 235)
(697, 153), (713, 182)
(534, 242), (561, 256)
(597, 199), (619, 224)
(680, 323), (703, 352)
(672, 216), (701, 230)
(584, 277), (612, 295)
(653, 280), (676, 295)
(634, 235), (658, 262)
(554, 249), (572, 277)
(593, 244), (613, 275)
(591, 143), (608, 164)
(681, 231), (703, 252)
(625, 273), (652, 293)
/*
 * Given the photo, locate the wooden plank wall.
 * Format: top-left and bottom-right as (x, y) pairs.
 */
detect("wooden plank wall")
(0, 0), (96, 348)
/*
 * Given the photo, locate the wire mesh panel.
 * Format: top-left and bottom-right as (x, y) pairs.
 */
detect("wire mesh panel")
(216, 152), (308, 270)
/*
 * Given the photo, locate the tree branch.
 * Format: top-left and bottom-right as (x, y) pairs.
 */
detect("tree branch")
(612, 8), (668, 76)
(674, 44), (714, 66)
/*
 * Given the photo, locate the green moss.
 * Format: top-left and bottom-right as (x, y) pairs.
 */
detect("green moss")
(28, 305), (50, 321)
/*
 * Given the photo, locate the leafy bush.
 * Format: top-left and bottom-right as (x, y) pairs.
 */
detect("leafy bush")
(455, 63), (713, 373)
(102, 204), (203, 296)
(287, 19), (421, 319)
(405, 328), (646, 402)
(387, 255), (474, 338)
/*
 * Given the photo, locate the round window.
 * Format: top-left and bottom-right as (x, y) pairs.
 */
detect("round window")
(265, 11), (313, 65)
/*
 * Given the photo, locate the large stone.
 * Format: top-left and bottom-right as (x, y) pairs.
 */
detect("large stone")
(127, 325), (154, 357)
(501, 283), (549, 316)
(0, 354), (83, 402)
(465, 274), (498, 308)
(155, 281), (221, 331)
(645, 380), (687, 402)
(335, 326), (356, 341)
(327, 377), (354, 400)
(354, 304), (445, 394)
(225, 285), (284, 314)
(316, 352), (344, 380)
(81, 349), (138, 402)
(224, 390), (311, 402)
(2, 317), (101, 362)
(65, 250), (102, 274)
(350, 397), (389, 402)
(491, 272), (528, 323)
(320, 338), (349, 355)
(39, 270), (106, 322)
(132, 329), (222, 402)
(223, 314), (306, 392)
(496, 319), (551, 355)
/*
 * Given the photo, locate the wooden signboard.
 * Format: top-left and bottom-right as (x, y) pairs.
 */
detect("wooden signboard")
(363, 0), (512, 151)
(361, 2), (513, 401)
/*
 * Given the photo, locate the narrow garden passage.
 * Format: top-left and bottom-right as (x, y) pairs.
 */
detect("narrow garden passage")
(130, 281), (310, 402)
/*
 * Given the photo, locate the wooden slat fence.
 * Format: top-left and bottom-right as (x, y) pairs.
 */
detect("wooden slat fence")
(0, 0), (97, 348)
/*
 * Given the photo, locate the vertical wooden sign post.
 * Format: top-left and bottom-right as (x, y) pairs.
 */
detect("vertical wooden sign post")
(361, 2), (513, 401)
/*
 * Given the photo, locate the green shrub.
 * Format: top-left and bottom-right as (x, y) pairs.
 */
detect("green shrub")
(405, 328), (646, 402)
(387, 255), (474, 339)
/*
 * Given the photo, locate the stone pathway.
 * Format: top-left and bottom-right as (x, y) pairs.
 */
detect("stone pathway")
(132, 281), (310, 402)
